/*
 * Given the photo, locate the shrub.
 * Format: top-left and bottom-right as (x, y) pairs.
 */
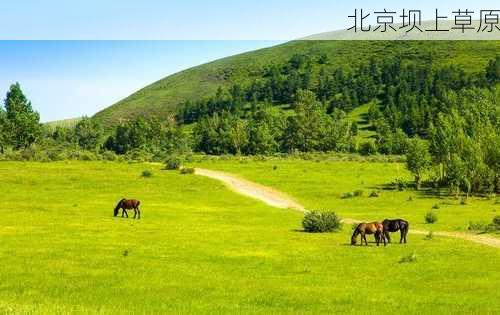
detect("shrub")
(369, 191), (380, 198)
(165, 155), (181, 170)
(468, 221), (491, 232)
(424, 231), (433, 240)
(341, 192), (354, 199)
(180, 168), (195, 175)
(432, 204), (440, 210)
(470, 216), (500, 233)
(399, 252), (417, 264)
(302, 211), (342, 233)
(460, 197), (468, 205)
(393, 178), (408, 191)
(493, 216), (500, 227)
(142, 170), (153, 178)
(353, 189), (364, 197)
(359, 141), (378, 156)
(102, 150), (118, 161)
(407, 196), (413, 202)
(425, 211), (438, 224)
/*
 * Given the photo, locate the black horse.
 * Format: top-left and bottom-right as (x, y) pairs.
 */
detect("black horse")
(382, 219), (409, 244)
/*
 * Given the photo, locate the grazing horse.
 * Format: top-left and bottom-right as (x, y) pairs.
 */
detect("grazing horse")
(114, 199), (141, 219)
(382, 219), (409, 244)
(351, 222), (386, 246)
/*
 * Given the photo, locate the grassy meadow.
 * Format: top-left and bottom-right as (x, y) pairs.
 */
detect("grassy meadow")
(0, 161), (499, 314)
(191, 157), (500, 234)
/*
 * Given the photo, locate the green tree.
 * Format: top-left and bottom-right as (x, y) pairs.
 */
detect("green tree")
(74, 117), (103, 150)
(3, 83), (41, 149)
(406, 137), (431, 190)
(0, 108), (8, 153)
(485, 56), (499, 86)
(246, 107), (283, 155)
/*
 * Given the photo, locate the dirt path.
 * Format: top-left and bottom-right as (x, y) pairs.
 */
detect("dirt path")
(195, 168), (500, 249)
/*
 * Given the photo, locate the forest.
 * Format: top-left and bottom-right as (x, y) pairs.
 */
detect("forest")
(0, 53), (499, 195)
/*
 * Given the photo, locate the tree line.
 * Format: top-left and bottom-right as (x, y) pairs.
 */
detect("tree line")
(0, 53), (498, 194)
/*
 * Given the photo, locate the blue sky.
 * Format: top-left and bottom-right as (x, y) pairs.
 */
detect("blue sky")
(0, 41), (279, 121)
(0, 0), (497, 121)
(1, 0), (495, 39)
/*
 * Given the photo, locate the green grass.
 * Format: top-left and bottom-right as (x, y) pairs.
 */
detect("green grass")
(0, 161), (499, 314)
(44, 117), (82, 130)
(191, 158), (500, 234)
(92, 41), (500, 127)
(347, 102), (377, 143)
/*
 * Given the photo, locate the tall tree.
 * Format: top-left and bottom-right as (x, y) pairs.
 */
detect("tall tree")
(0, 107), (8, 153)
(406, 137), (431, 190)
(3, 83), (41, 149)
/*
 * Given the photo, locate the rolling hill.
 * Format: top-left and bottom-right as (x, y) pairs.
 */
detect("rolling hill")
(93, 40), (500, 127)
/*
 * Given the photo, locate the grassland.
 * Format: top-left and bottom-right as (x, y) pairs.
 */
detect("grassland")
(191, 157), (500, 234)
(0, 161), (499, 314)
(44, 118), (83, 130)
(92, 41), (500, 127)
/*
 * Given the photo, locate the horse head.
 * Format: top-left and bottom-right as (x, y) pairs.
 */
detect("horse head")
(113, 199), (125, 217)
(351, 237), (357, 245)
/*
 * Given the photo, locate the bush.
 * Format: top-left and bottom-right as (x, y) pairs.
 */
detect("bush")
(359, 141), (378, 156)
(165, 155), (181, 170)
(369, 191), (380, 198)
(180, 167), (195, 175)
(493, 216), (500, 227)
(393, 178), (408, 191)
(432, 204), (440, 210)
(302, 211), (342, 233)
(353, 189), (364, 197)
(424, 231), (433, 240)
(142, 170), (153, 178)
(102, 150), (118, 161)
(425, 211), (438, 224)
(341, 192), (354, 199)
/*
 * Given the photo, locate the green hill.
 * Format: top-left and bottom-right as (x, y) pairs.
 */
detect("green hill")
(44, 117), (83, 130)
(93, 40), (500, 127)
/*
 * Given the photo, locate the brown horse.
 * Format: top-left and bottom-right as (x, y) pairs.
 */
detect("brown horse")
(114, 199), (141, 219)
(351, 222), (386, 246)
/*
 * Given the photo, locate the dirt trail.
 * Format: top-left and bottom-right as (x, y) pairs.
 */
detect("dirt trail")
(195, 168), (500, 249)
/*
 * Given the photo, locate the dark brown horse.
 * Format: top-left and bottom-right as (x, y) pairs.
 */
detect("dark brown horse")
(351, 222), (386, 246)
(382, 219), (409, 244)
(114, 199), (141, 219)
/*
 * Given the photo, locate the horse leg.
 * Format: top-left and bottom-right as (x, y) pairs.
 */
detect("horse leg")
(124, 209), (129, 218)
(362, 233), (368, 246)
(400, 230), (404, 244)
(121, 208), (125, 218)
(404, 228), (408, 244)
(385, 231), (391, 243)
(133, 209), (137, 219)
(376, 233), (380, 246)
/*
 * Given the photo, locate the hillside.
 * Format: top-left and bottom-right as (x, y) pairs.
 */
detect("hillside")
(92, 41), (500, 127)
